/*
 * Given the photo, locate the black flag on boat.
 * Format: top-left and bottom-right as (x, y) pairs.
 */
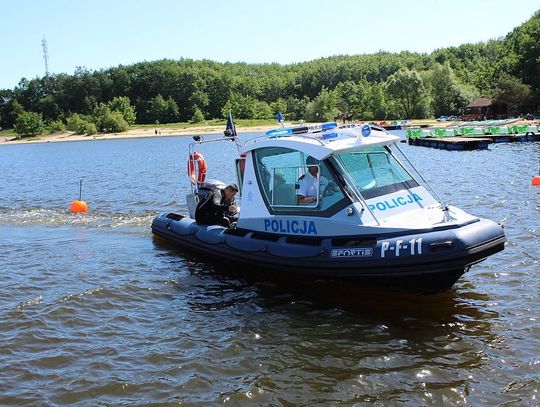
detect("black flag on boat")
(224, 111), (237, 138)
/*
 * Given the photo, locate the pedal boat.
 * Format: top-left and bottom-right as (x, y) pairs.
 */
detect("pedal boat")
(152, 123), (505, 291)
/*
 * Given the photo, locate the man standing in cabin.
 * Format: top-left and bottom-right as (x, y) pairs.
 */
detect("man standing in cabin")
(195, 183), (239, 227)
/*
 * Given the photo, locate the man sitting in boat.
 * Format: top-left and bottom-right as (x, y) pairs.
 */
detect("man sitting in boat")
(195, 183), (239, 227)
(296, 156), (336, 204)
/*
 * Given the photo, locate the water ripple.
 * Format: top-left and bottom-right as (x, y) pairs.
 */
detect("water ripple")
(0, 137), (539, 405)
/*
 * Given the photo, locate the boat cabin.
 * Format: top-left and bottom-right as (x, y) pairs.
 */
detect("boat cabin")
(231, 124), (444, 236)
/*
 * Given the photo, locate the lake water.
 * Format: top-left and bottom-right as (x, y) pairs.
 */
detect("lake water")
(0, 133), (539, 405)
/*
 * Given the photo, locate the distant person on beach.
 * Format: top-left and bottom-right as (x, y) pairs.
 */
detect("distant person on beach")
(195, 183), (239, 227)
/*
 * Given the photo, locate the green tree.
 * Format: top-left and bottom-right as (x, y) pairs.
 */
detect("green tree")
(38, 95), (62, 122)
(501, 10), (540, 93)
(365, 84), (390, 120)
(48, 120), (65, 133)
(190, 107), (205, 123)
(222, 93), (257, 119)
(108, 96), (136, 124)
(148, 95), (167, 124)
(0, 97), (24, 129)
(304, 87), (338, 122)
(385, 69), (430, 118)
(101, 110), (128, 132)
(66, 113), (94, 134)
(206, 72), (233, 119)
(425, 63), (475, 117)
(85, 122), (97, 135)
(270, 98), (287, 116)
(284, 96), (308, 120)
(14, 111), (44, 136)
(253, 101), (273, 119)
(493, 73), (532, 115)
(144, 94), (179, 124)
(1, 11), (540, 128)
(334, 80), (372, 119)
(92, 104), (129, 132)
(163, 96), (180, 123)
(92, 103), (110, 131)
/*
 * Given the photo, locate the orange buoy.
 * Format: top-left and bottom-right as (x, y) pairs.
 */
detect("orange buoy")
(70, 200), (88, 213)
(532, 175), (540, 186)
(70, 178), (89, 213)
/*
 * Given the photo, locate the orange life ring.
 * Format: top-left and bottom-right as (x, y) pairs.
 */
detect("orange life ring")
(187, 152), (207, 184)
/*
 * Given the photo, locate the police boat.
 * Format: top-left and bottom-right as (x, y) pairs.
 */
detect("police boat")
(152, 121), (505, 291)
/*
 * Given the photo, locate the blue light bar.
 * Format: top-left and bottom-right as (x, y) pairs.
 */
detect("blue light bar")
(265, 121), (338, 138)
(322, 122), (337, 130)
(322, 132), (337, 140)
(266, 128), (293, 138)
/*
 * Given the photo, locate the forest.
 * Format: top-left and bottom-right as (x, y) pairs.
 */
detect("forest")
(1, 10), (538, 135)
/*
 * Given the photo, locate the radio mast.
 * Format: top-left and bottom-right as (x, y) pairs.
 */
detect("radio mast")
(41, 36), (49, 76)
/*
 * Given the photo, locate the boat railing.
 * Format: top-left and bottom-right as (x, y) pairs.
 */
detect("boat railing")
(188, 134), (241, 150)
(244, 123), (385, 147)
(243, 132), (328, 147)
(188, 135), (242, 195)
(244, 121), (355, 147)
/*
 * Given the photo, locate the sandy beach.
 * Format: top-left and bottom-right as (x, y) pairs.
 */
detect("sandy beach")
(0, 123), (280, 146)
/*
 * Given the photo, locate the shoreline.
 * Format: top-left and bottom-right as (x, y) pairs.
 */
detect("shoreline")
(0, 124), (278, 146)
(1, 119), (537, 146)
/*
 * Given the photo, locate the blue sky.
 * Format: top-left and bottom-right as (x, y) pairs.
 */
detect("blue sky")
(1, 0), (538, 90)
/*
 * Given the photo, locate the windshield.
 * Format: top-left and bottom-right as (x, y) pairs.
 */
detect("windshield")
(253, 146), (348, 215)
(334, 146), (418, 199)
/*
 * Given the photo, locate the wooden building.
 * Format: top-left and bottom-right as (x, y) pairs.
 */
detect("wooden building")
(462, 98), (508, 121)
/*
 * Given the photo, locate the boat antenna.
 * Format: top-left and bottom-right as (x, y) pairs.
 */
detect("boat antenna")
(393, 141), (451, 221)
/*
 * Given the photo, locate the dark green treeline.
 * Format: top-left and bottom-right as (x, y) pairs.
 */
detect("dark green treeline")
(1, 10), (538, 131)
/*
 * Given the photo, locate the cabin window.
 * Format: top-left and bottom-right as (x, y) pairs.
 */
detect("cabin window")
(334, 146), (418, 199)
(253, 147), (347, 214)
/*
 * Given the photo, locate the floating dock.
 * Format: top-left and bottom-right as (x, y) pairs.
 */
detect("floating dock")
(407, 124), (540, 150)
(408, 136), (492, 150)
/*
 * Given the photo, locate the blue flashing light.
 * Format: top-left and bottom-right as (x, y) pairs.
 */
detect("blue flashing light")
(277, 112), (284, 122)
(322, 132), (337, 140)
(266, 128), (293, 138)
(361, 124), (371, 137)
(322, 122), (338, 131)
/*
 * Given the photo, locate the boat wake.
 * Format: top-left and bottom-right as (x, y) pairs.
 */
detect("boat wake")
(0, 205), (158, 230)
